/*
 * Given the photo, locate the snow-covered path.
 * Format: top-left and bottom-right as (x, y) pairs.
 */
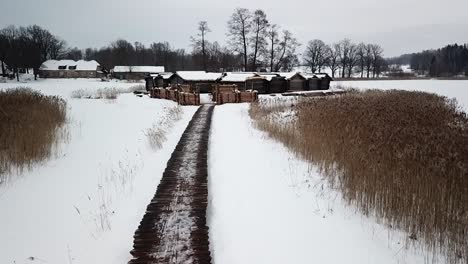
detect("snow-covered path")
(207, 104), (431, 264)
(129, 105), (214, 264)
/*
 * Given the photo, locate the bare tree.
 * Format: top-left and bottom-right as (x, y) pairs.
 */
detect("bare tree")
(365, 44), (373, 78)
(346, 43), (358, 77)
(191, 21), (211, 71)
(266, 24), (280, 72)
(356, 42), (366, 78)
(370, 44), (384, 77)
(326, 43), (340, 78)
(303, 39), (329, 73)
(227, 8), (252, 71)
(274, 30), (300, 71)
(336, 39), (355, 78)
(61, 47), (82, 60)
(0, 28), (11, 77)
(49, 37), (67, 60)
(250, 9), (268, 71)
(1, 26), (20, 80)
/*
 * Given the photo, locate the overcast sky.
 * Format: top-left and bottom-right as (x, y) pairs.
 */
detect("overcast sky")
(1, 0), (468, 57)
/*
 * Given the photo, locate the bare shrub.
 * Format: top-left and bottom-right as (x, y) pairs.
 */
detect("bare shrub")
(250, 90), (468, 263)
(0, 88), (67, 180)
(72, 86), (145, 101)
(145, 106), (183, 150)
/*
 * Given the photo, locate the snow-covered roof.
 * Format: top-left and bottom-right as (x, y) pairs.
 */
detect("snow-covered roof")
(175, 71), (223, 81)
(40, 60), (100, 71)
(220, 72), (257, 82)
(150, 72), (174, 79)
(113, 66), (165, 73)
(276, 72), (300, 80)
(301, 72), (332, 80)
(254, 73), (284, 81)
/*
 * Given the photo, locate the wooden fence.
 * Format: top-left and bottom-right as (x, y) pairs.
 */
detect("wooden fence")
(150, 84), (258, 105)
(213, 84), (258, 104)
(150, 88), (200, 106)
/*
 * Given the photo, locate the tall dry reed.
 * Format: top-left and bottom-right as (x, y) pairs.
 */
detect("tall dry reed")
(250, 90), (468, 263)
(0, 88), (67, 180)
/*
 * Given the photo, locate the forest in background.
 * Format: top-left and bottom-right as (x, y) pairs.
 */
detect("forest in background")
(1, 7), (467, 79)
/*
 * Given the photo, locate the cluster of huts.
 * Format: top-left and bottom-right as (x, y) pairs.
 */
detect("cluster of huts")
(146, 71), (332, 94)
(36, 60), (333, 94)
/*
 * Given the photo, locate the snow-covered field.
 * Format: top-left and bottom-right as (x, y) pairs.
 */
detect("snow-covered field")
(0, 79), (197, 264)
(208, 104), (433, 264)
(333, 79), (468, 111)
(1, 78), (465, 264)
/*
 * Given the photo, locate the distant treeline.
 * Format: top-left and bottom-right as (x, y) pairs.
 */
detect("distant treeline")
(0, 25), (67, 80)
(387, 44), (468, 77)
(1, 8), (390, 79)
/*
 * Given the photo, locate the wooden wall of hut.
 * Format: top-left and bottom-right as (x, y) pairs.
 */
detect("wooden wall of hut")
(307, 78), (331, 90)
(39, 70), (100, 78)
(245, 78), (269, 93)
(288, 75), (306, 91)
(269, 77), (288, 93)
(218, 81), (246, 91)
(155, 76), (169, 88)
(308, 78), (322, 90)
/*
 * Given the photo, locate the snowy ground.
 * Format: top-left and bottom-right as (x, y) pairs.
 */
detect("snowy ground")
(333, 79), (468, 111)
(1, 78), (465, 264)
(0, 79), (197, 264)
(208, 104), (435, 264)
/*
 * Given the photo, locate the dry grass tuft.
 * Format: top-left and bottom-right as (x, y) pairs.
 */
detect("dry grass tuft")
(71, 85), (145, 101)
(250, 90), (468, 263)
(71, 88), (120, 100)
(0, 88), (67, 181)
(146, 106), (183, 150)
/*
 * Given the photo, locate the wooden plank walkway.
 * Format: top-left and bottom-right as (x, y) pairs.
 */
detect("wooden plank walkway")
(129, 105), (214, 264)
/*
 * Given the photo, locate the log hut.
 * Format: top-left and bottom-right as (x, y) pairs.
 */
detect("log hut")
(169, 71), (223, 93)
(217, 72), (257, 91)
(302, 73), (333, 90)
(255, 73), (287, 93)
(278, 72), (307, 91)
(154, 72), (174, 88)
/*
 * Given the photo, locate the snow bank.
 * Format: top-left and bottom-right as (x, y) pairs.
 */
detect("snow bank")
(208, 103), (434, 264)
(0, 79), (197, 264)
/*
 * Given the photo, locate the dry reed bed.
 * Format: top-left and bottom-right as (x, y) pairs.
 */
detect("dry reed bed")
(0, 88), (67, 181)
(250, 90), (467, 264)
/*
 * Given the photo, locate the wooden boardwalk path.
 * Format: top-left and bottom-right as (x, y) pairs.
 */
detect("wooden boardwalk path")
(129, 105), (214, 264)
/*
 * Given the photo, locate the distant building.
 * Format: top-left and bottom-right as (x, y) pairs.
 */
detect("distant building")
(39, 60), (102, 78)
(112, 66), (165, 80)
